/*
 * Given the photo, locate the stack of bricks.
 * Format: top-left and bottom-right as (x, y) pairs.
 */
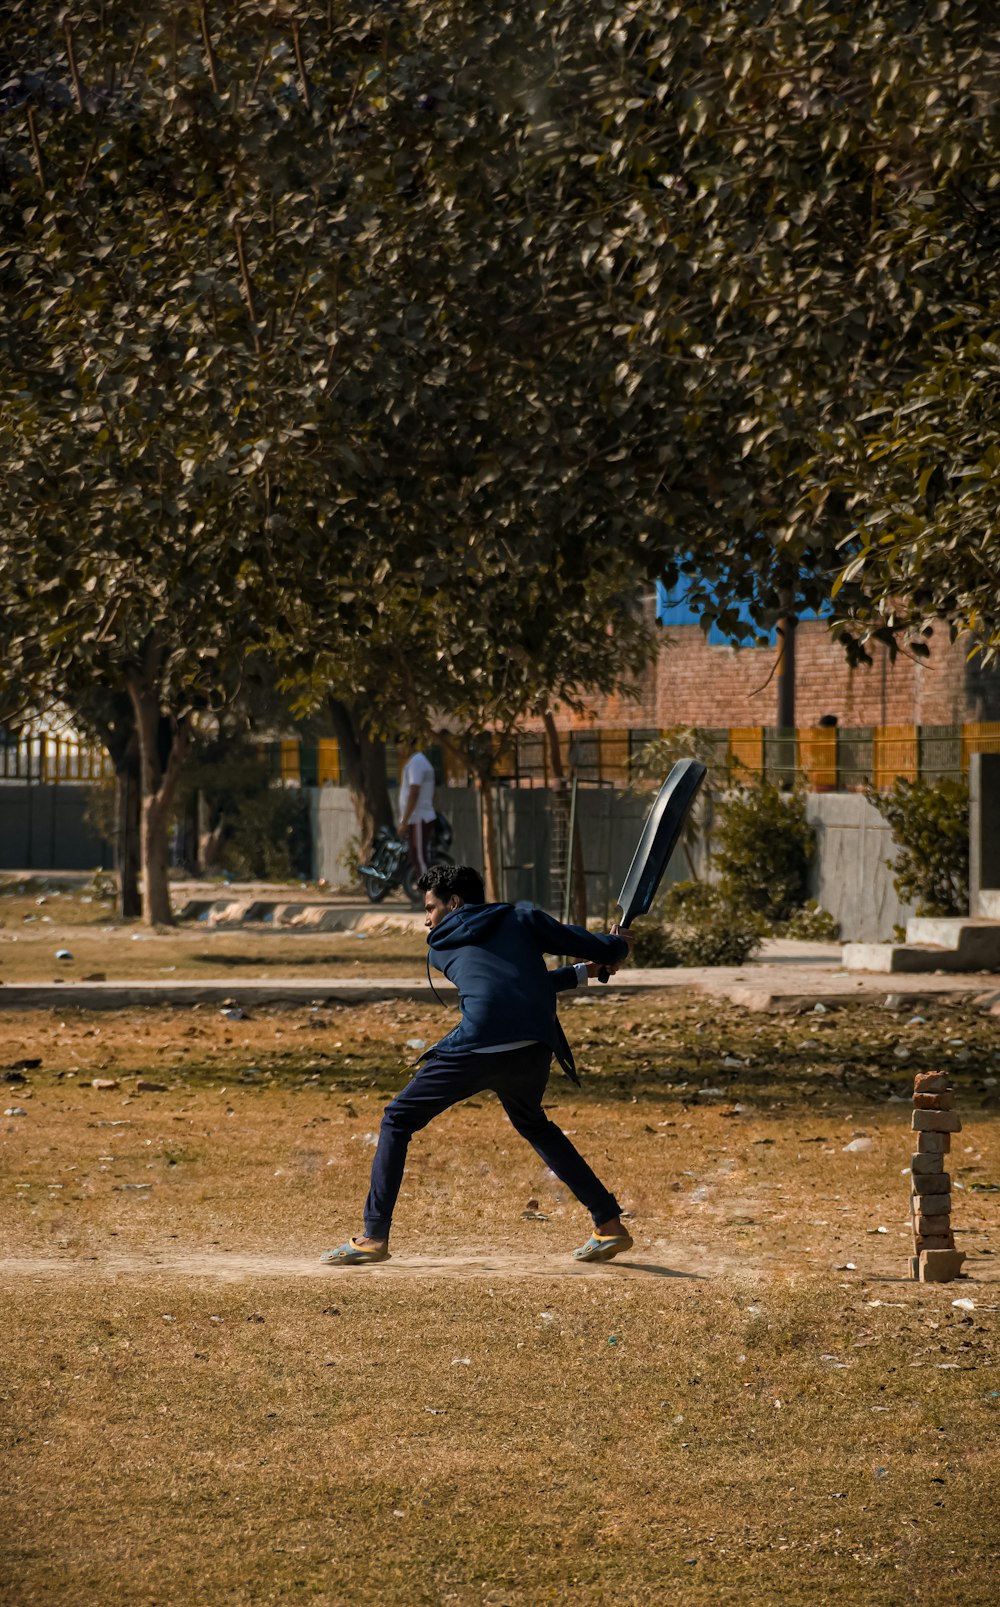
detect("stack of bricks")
(909, 1070), (965, 1283)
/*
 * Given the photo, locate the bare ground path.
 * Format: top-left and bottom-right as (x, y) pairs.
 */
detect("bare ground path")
(3, 1241), (999, 1289)
(0, 1243), (724, 1283)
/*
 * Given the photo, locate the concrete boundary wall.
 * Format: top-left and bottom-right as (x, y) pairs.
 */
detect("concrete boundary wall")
(0, 784), (112, 871)
(805, 792), (912, 941)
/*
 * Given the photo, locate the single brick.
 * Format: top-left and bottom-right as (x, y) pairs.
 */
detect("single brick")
(913, 1091), (956, 1111)
(914, 1234), (954, 1252)
(918, 1249), (966, 1283)
(911, 1172), (952, 1196)
(911, 1152), (946, 1175)
(913, 1071), (952, 1095)
(915, 1214), (952, 1237)
(916, 1131), (951, 1154)
(911, 1110), (962, 1133)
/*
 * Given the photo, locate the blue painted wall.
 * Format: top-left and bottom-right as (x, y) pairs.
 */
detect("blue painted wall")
(655, 579), (829, 646)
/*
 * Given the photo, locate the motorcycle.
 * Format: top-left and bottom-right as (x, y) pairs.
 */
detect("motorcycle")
(358, 812), (454, 907)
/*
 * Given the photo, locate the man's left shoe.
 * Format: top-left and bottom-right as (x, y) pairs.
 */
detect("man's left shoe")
(321, 1238), (391, 1266)
(572, 1232), (634, 1264)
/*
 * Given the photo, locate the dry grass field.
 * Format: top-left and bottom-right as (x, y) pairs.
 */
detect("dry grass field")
(2, 991), (1000, 1604)
(0, 880), (426, 983)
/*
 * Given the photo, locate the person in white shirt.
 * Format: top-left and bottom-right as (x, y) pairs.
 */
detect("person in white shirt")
(398, 742), (437, 874)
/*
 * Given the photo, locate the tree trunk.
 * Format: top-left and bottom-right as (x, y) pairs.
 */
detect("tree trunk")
(543, 711), (587, 924)
(478, 767), (501, 902)
(327, 696), (394, 849)
(775, 601), (798, 789)
(141, 787), (175, 925)
(80, 693), (141, 919)
(775, 611), (797, 730)
(114, 752), (141, 919)
(128, 674), (188, 926)
(198, 790), (226, 872)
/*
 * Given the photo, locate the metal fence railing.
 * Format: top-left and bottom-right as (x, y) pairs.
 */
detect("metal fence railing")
(261, 724), (1000, 793)
(7, 721), (1000, 794)
(430, 723), (1000, 791)
(0, 733), (114, 784)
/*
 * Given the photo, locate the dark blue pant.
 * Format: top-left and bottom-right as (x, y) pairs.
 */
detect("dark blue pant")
(363, 1043), (622, 1240)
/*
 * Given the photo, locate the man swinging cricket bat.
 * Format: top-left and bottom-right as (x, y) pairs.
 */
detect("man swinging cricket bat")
(322, 864), (633, 1266)
(321, 761), (705, 1269)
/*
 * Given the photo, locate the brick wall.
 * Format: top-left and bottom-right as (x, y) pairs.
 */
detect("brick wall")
(542, 621), (998, 731)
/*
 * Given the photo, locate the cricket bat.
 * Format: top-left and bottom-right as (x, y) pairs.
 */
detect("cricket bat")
(598, 758), (708, 981)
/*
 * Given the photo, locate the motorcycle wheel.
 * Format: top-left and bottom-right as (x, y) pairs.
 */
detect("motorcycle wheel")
(362, 875), (391, 904)
(402, 863), (423, 908)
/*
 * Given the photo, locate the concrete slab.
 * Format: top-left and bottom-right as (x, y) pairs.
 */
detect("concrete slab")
(844, 920), (1000, 974)
(270, 903), (309, 926)
(841, 942), (946, 973)
(205, 900), (256, 928)
(355, 911), (423, 933)
(175, 899), (217, 921)
(173, 896), (414, 932)
(0, 979), (454, 1010)
(907, 918), (1000, 967)
(0, 962), (991, 1013)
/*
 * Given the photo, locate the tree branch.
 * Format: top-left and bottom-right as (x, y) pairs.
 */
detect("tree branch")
(199, 2), (221, 96)
(63, 20), (85, 112)
(233, 221), (261, 350)
(291, 19), (312, 114)
(25, 105), (45, 190)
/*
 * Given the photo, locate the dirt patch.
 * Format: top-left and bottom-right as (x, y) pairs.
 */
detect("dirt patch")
(0, 1240), (740, 1284)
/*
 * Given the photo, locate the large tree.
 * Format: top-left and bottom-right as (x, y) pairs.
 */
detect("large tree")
(5, 0), (995, 932)
(0, 2), (374, 918)
(270, 0), (998, 664)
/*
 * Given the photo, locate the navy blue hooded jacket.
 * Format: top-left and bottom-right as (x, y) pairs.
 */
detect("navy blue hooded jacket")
(426, 901), (630, 1082)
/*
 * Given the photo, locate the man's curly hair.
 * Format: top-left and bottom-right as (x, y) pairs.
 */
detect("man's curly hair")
(416, 864), (486, 905)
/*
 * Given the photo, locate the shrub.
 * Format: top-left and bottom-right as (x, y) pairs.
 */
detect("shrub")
(864, 777), (968, 917)
(221, 788), (311, 881)
(713, 780), (815, 923)
(631, 881), (761, 968)
(775, 901), (841, 941)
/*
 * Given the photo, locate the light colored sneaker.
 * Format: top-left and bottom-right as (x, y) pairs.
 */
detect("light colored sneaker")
(321, 1238), (391, 1266)
(572, 1231), (633, 1263)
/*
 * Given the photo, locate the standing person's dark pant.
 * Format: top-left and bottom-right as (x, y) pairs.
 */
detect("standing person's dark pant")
(363, 1044), (622, 1241)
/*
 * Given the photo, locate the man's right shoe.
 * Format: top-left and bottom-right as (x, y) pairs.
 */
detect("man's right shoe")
(572, 1232), (633, 1264)
(321, 1238), (391, 1266)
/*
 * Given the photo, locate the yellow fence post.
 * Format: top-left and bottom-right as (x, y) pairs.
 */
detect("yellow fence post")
(962, 722), (1000, 772)
(280, 739), (300, 784)
(728, 727), (763, 782)
(316, 738), (341, 785)
(873, 725), (918, 791)
(798, 726), (837, 791)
